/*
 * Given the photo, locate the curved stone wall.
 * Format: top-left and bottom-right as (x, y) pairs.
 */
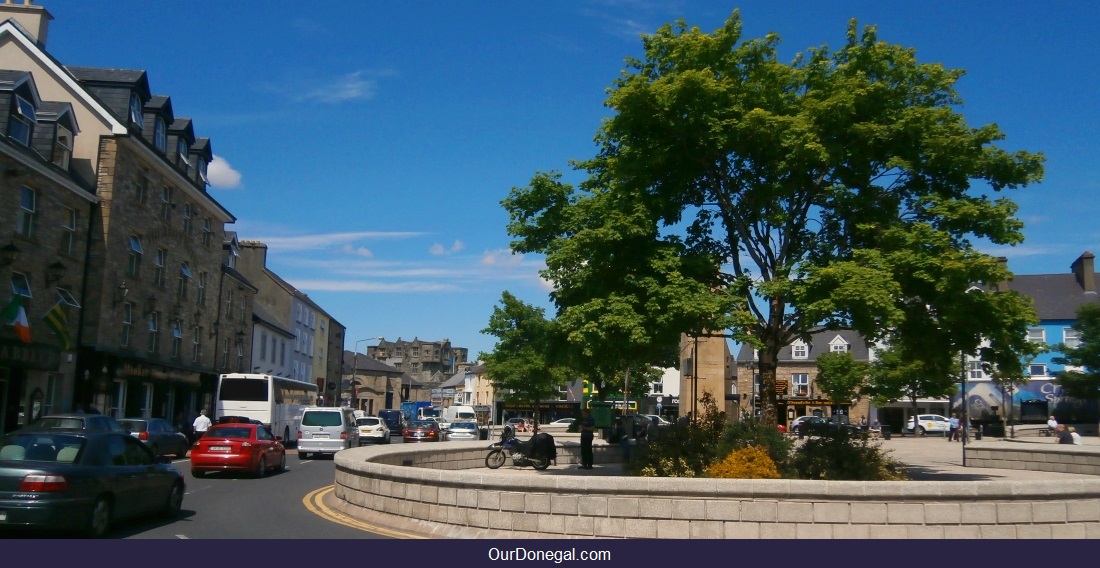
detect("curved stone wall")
(331, 442), (1100, 539)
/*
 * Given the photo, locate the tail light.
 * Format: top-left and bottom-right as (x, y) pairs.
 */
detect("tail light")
(340, 431), (347, 440)
(403, 429), (411, 436)
(297, 430), (302, 439)
(138, 431), (149, 440)
(20, 474), (68, 492)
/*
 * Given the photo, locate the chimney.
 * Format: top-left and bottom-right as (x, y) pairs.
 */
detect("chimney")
(994, 256), (1010, 292)
(0, 1), (54, 47)
(1071, 251), (1096, 293)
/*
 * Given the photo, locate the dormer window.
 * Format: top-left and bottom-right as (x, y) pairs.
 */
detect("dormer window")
(54, 125), (73, 169)
(129, 93), (143, 131)
(829, 335), (850, 353)
(154, 118), (167, 152)
(792, 340), (808, 360)
(8, 95), (36, 146)
(177, 139), (188, 167)
(197, 158), (208, 184)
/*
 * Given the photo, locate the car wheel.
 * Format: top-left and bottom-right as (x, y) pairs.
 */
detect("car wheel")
(150, 444), (160, 457)
(918, 426), (926, 436)
(86, 496), (112, 538)
(299, 451), (309, 460)
(256, 455), (267, 478)
(284, 427), (292, 448)
(277, 452), (287, 472)
(191, 468), (205, 478)
(162, 482), (184, 517)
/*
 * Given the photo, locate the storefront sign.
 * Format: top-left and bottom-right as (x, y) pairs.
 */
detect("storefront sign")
(0, 341), (60, 370)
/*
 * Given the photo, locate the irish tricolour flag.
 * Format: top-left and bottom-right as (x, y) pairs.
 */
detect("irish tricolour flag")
(1, 294), (31, 344)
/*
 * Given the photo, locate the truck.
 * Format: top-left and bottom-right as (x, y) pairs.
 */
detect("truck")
(439, 405), (476, 431)
(401, 401), (432, 424)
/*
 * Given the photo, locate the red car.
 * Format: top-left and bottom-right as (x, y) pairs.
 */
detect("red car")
(190, 423), (286, 478)
(403, 420), (446, 443)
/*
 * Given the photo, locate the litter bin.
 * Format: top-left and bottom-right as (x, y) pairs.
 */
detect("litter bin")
(881, 425), (891, 440)
(974, 427), (982, 441)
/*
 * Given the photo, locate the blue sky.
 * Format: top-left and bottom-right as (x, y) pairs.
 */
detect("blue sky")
(39, 1), (1100, 357)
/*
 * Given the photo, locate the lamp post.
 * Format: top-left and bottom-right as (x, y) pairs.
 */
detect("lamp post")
(961, 350), (968, 466)
(351, 336), (383, 411)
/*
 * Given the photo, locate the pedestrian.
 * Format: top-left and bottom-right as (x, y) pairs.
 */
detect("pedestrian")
(579, 409), (595, 470)
(193, 409), (212, 438)
(1055, 424), (1074, 445)
(1069, 426), (1082, 445)
(859, 415), (867, 428)
(948, 413), (961, 442)
(1047, 415), (1059, 436)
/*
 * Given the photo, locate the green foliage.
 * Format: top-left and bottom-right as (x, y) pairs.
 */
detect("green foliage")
(1053, 303), (1100, 401)
(627, 392), (727, 477)
(863, 343), (959, 408)
(814, 351), (869, 404)
(716, 415), (795, 477)
(706, 445), (781, 479)
(481, 291), (574, 404)
(791, 428), (909, 481)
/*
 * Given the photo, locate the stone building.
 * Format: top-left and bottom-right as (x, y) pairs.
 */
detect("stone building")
(366, 337), (468, 385)
(679, 332), (738, 422)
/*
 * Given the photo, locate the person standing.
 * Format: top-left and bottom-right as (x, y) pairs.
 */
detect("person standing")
(948, 413), (961, 442)
(193, 409), (212, 439)
(579, 409), (595, 470)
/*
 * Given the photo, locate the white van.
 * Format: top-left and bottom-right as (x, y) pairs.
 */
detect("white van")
(440, 405), (476, 430)
(297, 406), (359, 459)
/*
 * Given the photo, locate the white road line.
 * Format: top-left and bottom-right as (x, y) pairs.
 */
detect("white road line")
(175, 534), (189, 539)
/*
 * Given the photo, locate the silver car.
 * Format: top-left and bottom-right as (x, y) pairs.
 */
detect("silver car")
(446, 421), (480, 441)
(297, 407), (359, 459)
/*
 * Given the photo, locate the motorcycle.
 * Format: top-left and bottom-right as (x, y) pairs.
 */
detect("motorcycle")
(485, 428), (555, 470)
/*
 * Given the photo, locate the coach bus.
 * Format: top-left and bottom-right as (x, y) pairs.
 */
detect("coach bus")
(215, 373), (318, 444)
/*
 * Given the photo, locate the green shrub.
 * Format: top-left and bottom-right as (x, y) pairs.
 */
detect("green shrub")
(716, 415), (795, 477)
(706, 445), (781, 479)
(791, 428), (908, 481)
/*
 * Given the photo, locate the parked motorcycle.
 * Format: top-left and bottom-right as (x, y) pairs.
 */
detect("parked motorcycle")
(485, 428), (555, 470)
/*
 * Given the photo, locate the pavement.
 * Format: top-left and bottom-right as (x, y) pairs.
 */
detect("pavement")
(473, 425), (1100, 480)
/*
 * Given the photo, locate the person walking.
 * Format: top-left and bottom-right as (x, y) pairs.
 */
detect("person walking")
(192, 409), (212, 439)
(948, 413), (961, 442)
(579, 409), (595, 470)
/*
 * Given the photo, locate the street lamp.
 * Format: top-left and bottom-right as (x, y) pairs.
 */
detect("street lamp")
(351, 336), (383, 410)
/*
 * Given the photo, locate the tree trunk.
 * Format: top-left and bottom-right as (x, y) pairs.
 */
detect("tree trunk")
(757, 347), (779, 427)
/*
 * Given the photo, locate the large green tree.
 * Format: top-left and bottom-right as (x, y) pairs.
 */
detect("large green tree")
(481, 291), (575, 429)
(1053, 303), (1100, 401)
(863, 344), (961, 432)
(814, 351), (869, 405)
(505, 11), (1043, 425)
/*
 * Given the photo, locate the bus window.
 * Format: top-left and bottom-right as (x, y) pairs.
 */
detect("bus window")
(217, 378), (269, 401)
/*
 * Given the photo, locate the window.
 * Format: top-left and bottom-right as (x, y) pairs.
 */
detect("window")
(1029, 364), (1047, 377)
(793, 373), (809, 396)
(56, 287), (80, 308)
(17, 186), (35, 238)
(160, 186), (171, 220)
(10, 272), (31, 297)
(154, 118), (166, 152)
(280, 340), (286, 366)
(135, 175), (148, 203)
(236, 342), (243, 372)
(140, 383), (153, 418)
(128, 235), (143, 277)
(1064, 328), (1080, 349)
(8, 95), (35, 145)
(54, 124), (72, 169)
(181, 203), (192, 234)
(225, 288), (234, 318)
(128, 93), (143, 131)
(202, 218), (213, 247)
(154, 249), (167, 287)
(171, 320), (182, 358)
(177, 138), (188, 167)
(197, 158), (208, 184)
(968, 360), (984, 379)
(651, 381), (663, 394)
(191, 326), (201, 362)
(147, 312), (159, 353)
(260, 332), (268, 360)
(792, 341), (808, 359)
(60, 207), (76, 255)
(109, 379), (127, 420)
(121, 302), (133, 347)
(1027, 328), (1045, 344)
(177, 263), (190, 299)
(222, 338), (230, 368)
(197, 271), (207, 305)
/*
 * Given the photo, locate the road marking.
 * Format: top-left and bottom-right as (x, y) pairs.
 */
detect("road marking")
(175, 534), (189, 539)
(302, 485), (426, 539)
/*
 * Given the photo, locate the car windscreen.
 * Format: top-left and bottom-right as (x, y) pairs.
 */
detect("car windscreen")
(0, 433), (86, 462)
(35, 417), (84, 429)
(118, 420), (148, 432)
(450, 422), (477, 430)
(356, 418), (380, 426)
(204, 427), (253, 439)
(218, 378), (269, 401)
(410, 421), (435, 429)
(301, 411), (343, 427)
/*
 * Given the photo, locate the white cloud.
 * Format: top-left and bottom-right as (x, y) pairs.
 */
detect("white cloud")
(430, 240), (466, 255)
(290, 279), (458, 293)
(207, 155), (242, 189)
(342, 244), (374, 258)
(298, 71), (378, 104)
(480, 249), (524, 266)
(247, 231), (425, 251)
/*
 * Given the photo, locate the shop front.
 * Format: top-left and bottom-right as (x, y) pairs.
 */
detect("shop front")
(0, 339), (68, 435)
(497, 401), (579, 425)
(75, 350), (214, 426)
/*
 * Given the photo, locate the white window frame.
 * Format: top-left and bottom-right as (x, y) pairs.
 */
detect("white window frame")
(109, 379), (127, 420)
(792, 341), (808, 360)
(60, 207), (76, 255)
(128, 93), (143, 130)
(17, 186), (35, 238)
(154, 117), (167, 152)
(10, 272), (32, 298)
(8, 95), (35, 145)
(140, 383), (154, 418)
(121, 302), (132, 347)
(968, 360), (984, 379)
(177, 263), (190, 299)
(160, 186), (171, 220)
(1029, 364), (1047, 377)
(128, 235), (143, 276)
(181, 203), (192, 234)
(154, 249), (167, 287)
(54, 124), (72, 169)
(192, 326), (201, 363)
(793, 373), (809, 396)
(1027, 328), (1045, 344)
(171, 319), (182, 358)
(1064, 328), (1080, 349)
(147, 311), (159, 353)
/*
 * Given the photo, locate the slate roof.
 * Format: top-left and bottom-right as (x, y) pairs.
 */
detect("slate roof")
(343, 351), (401, 374)
(1005, 273), (1100, 320)
(66, 66), (149, 90)
(735, 327), (871, 362)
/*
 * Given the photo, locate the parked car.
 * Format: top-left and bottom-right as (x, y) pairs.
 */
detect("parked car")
(189, 423), (286, 477)
(403, 420), (446, 443)
(540, 418), (575, 429)
(0, 429), (184, 537)
(904, 414), (951, 436)
(29, 414), (126, 433)
(297, 406), (359, 459)
(118, 418), (190, 459)
(355, 417), (390, 445)
(789, 415), (828, 434)
(505, 418), (529, 432)
(643, 415), (672, 427)
(446, 421), (480, 441)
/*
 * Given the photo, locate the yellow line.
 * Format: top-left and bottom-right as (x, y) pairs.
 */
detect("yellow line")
(302, 485), (428, 539)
